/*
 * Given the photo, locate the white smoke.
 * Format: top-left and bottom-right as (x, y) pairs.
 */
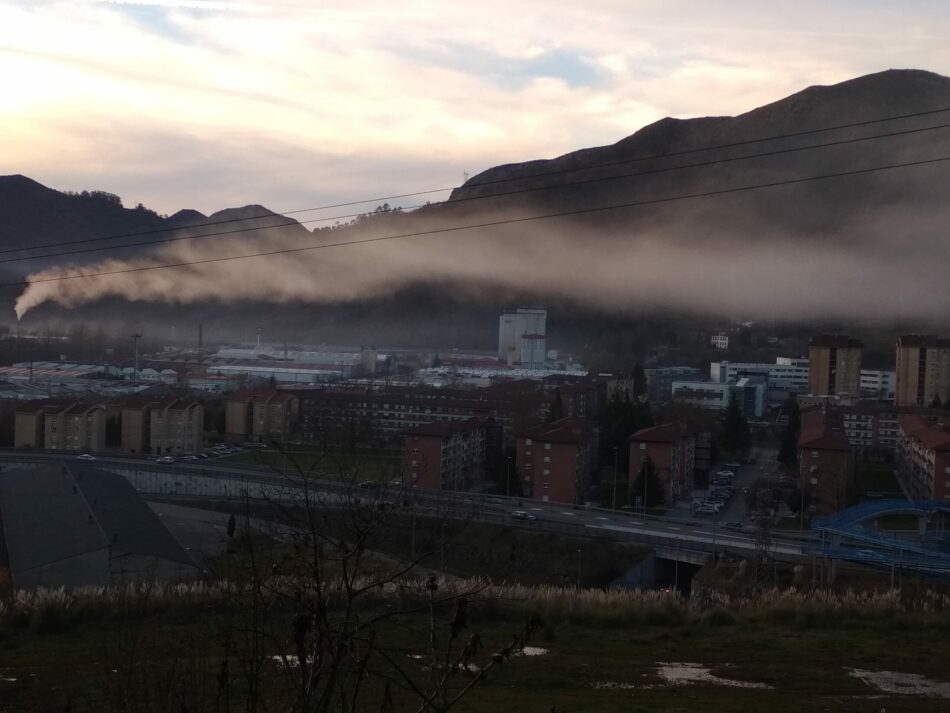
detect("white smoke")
(13, 208), (950, 322)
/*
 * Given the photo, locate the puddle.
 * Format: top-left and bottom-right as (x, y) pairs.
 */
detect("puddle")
(656, 662), (771, 689)
(595, 663), (771, 691)
(848, 669), (950, 698)
(515, 646), (547, 657)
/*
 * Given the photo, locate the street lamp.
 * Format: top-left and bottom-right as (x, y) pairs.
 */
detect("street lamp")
(612, 446), (619, 510)
(506, 456), (512, 497)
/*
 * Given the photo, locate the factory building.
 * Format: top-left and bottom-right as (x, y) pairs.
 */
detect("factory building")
(498, 306), (547, 365)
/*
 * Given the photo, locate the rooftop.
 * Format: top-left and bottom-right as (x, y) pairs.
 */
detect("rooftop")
(404, 418), (489, 438)
(799, 410), (850, 451)
(519, 417), (589, 444)
(809, 334), (863, 349)
(629, 422), (691, 444)
(899, 414), (950, 450)
(897, 334), (950, 348)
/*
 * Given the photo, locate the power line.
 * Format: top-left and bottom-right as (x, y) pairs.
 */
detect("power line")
(4, 104), (950, 258)
(4, 119), (950, 267)
(7, 152), (949, 289)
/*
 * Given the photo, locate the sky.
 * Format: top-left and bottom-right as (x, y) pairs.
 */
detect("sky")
(1, 0), (949, 217)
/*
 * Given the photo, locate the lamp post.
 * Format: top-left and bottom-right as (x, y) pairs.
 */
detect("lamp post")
(131, 333), (142, 383)
(506, 456), (512, 497)
(576, 548), (582, 591)
(643, 464), (648, 515)
(612, 446), (619, 510)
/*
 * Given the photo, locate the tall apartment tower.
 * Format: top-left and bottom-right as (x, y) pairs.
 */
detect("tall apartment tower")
(894, 335), (950, 406)
(498, 306), (546, 364)
(808, 335), (863, 396)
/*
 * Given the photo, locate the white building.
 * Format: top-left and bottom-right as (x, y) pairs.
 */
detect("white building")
(710, 332), (730, 350)
(498, 307), (547, 364)
(860, 369), (897, 400)
(711, 358), (810, 393)
(672, 377), (767, 418)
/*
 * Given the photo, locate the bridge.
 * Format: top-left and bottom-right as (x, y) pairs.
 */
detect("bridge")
(0, 451), (812, 570)
(810, 500), (950, 583)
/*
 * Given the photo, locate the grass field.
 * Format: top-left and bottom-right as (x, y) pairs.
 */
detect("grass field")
(1, 585), (949, 712)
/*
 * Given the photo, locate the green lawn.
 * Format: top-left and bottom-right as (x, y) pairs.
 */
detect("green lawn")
(857, 462), (903, 496)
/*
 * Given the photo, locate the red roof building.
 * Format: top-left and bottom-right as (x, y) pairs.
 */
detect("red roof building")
(516, 418), (596, 505)
(798, 409), (853, 515)
(897, 415), (950, 501)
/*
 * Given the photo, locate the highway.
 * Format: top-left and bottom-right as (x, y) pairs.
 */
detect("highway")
(0, 449), (816, 563)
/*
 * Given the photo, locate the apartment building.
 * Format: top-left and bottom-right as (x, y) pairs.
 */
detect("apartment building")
(295, 388), (513, 446)
(403, 418), (496, 491)
(225, 389), (299, 443)
(516, 418), (596, 505)
(896, 415), (950, 501)
(895, 335), (950, 407)
(628, 422), (696, 504)
(150, 398), (204, 455)
(798, 409), (853, 516)
(808, 335), (863, 397)
(120, 398), (155, 455)
(14, 401), (47, 448)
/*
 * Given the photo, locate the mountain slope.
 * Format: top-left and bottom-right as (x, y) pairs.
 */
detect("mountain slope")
(5, 69), (950, 335)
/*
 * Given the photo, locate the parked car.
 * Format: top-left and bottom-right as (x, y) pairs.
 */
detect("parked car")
(198, 453), (210, 459)
(155, 456), (174, 464)
(181, 455), (199, 462)
(76, 453), (96, 461)
(722, 521), (744, 530)
(511, 510), (537, 521)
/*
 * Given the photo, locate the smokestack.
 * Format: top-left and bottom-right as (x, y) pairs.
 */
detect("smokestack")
(197, 323), (203, 363)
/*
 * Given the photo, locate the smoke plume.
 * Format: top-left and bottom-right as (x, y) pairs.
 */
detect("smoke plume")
(13, 202), (950, 323)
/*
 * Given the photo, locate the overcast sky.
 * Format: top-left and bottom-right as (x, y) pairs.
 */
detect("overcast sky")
(2, 0), (949, 216)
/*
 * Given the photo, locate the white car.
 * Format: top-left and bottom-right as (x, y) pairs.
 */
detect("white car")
(77, 453), (96, 461)
(155, 456), (175, 464)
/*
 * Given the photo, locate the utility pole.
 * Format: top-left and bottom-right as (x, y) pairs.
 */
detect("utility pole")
(612, 446), (619, 510)
(576, 548), (582, 591)
(131, 333), (142, 384)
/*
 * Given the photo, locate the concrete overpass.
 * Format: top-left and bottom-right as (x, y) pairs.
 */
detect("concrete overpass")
(0, 451), (814, 568)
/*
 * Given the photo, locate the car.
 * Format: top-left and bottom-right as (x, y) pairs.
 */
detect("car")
(198, 453), (210, 459)
(510, 510), (537, 521)
(181, 455), (199, 461)
(77, 453), (96, 461)
(358, 480), (379, 489)
(155, 456), (174, 464)
(724, 462), (743, 470)
(722, 521), (744, 530)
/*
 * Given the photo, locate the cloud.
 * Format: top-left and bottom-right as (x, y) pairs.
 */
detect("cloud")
(1, 0), (949, 219)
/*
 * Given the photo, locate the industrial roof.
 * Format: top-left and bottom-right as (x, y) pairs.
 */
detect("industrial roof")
(72, 466), (197, 567)
(0, 465), (110, 576)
